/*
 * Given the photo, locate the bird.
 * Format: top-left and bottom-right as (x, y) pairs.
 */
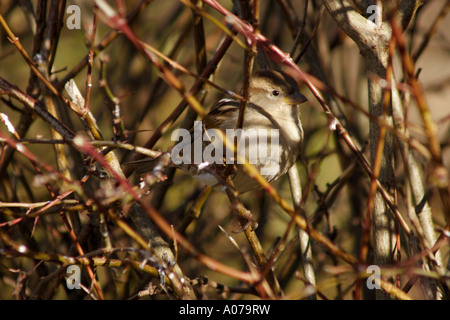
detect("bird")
(131, 69), (307, 194)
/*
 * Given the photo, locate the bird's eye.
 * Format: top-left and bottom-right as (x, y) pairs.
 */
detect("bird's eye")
(272, 90), (280, 96)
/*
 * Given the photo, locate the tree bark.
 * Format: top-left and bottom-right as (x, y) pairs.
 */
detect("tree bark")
(323, 0), (423, 299)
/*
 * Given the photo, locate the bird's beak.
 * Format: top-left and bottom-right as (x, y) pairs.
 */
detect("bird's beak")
(283, 92), (308, 105)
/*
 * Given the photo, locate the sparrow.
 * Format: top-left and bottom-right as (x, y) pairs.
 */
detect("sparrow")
(132, 69), (307, 194)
